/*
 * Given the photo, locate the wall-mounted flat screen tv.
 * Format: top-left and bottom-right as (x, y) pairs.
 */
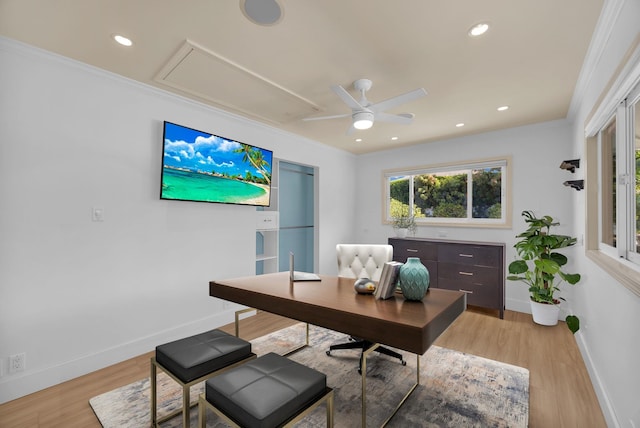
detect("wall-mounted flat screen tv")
(161, 121), (273, 207)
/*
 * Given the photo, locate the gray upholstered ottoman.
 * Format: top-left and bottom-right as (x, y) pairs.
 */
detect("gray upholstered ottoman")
(198, 352), (334, 427)
(151, 329), (256, 427)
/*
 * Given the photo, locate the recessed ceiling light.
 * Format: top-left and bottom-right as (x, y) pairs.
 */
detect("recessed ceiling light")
(391, 137), (399, 141)
(456, 123), (465, 128)
(468, 23), (489, 37)
(113, 34), (133, 47)
(497, 105), (509, 111)
(355, 138), (362, 142)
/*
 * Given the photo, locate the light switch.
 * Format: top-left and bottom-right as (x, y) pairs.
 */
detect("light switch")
(92, 207), (104, 222)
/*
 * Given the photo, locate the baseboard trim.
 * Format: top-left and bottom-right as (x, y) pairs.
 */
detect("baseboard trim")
(505, 297), (531, 315)
(575, 332), (621, 428)
(0, 311), (236, 404)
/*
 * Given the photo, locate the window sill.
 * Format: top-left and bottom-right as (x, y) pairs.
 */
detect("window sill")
(586, 249), (640, 297)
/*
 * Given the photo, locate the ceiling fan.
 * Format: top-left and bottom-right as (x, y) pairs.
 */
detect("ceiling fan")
(303, 79), (427, 134)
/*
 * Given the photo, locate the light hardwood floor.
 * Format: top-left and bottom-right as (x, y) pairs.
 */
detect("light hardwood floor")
(0, 309), (606, 427)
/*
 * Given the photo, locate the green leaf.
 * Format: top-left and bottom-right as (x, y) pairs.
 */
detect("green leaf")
(534, 258), (560, 274)
(549, 252), (568, 266)
(508, 260), (528, 275)
(559, 272), (581, 285)
(566, 315), (580, 333)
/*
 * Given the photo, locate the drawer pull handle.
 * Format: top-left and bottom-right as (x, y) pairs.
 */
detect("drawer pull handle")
(407, 249), (419, 253)
(460, 289), (474, 294)
(459, 253), (474, 258)
(459, 271), (474, 276)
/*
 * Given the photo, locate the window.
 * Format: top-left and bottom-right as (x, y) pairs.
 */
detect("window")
(585, 43), (640, 296)
(594, 84), (640, 264)
(383, 157), (510, 227)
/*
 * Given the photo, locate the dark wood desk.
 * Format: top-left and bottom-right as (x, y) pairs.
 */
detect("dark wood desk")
(210, 272), (466, 355)
(210, 272), (466, 427)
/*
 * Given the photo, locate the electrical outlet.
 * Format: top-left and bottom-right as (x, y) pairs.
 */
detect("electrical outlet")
(9, 353), (25, 374)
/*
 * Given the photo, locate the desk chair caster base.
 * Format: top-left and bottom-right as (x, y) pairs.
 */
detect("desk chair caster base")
(326, 342), (406, 374)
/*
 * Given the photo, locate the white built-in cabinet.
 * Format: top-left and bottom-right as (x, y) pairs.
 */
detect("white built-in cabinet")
(256, 158), (279, 274)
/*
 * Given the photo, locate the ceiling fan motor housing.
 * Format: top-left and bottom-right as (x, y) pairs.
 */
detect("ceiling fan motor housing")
(353, 78), (373, 93)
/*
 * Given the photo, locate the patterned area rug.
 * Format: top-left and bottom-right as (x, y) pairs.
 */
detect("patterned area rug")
(90, 324), (529, 427)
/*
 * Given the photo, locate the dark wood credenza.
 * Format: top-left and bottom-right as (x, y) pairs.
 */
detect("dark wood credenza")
(389, 237), (505, 319)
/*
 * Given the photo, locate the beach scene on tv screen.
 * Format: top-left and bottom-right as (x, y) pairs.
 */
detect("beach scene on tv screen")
(162, 122), (272, 206)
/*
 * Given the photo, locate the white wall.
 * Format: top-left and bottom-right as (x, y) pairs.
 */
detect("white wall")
(0, 38), (357, 403)
(568, 0), (640, 426)
(353, 1), (640, 425)
(354, 119), (578, 313)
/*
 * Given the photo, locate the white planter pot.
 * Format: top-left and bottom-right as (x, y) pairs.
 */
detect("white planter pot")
(530, 300), (560, 326)
(395, 228), (409, 238)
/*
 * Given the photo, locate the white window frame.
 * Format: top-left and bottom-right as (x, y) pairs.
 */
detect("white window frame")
(596, 111), (619, 260)
(382, 156), (512, 228)
(585, 39), (640, 297)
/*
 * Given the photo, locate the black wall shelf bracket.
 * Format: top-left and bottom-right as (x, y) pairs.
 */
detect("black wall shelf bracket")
(560, 159), (580, 173)
(564, 180), (584, 191)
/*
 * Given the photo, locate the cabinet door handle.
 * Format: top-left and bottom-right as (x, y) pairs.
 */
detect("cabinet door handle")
(459, 271), (474, 276)
(459, 289), (474, 294)
(407, 249), (418, 252)
(459, 253), (474, 258)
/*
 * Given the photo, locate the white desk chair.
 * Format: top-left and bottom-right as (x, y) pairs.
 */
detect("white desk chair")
(327, 244), (405, 373)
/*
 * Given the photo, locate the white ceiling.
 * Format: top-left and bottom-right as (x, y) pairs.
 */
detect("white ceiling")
(0, 0), (604, 154)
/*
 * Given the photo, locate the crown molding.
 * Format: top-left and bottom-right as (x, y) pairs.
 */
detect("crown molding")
(567, 0), (626, 121)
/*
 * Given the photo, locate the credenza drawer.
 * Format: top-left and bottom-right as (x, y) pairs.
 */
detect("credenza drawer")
(438, 243), (501, 267)
(438, 279), (498, 309)
(389, 238), (437, 262)
(423, 261), (438, 288)
(438, 262), (500, 287)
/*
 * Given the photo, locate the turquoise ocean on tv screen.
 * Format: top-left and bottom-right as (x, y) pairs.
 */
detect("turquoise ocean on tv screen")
(161, 169), (267, 204)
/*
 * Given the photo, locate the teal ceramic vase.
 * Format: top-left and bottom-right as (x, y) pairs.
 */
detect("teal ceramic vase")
(399, 257), (430, 301)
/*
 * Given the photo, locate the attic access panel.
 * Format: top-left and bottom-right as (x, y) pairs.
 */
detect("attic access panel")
(155, 40), (321, 125)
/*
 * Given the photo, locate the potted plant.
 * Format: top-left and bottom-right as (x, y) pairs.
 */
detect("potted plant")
(507, 210), (581, 333)
(392, 214), (416, 237)
(390, 201), (417, 237)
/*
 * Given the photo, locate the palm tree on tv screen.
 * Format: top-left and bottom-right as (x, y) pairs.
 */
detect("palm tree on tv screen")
(234, 144), (271, 185)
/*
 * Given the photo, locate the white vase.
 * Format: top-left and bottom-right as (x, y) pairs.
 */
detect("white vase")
(395, 228), (409, 238)
(530, 300), (560, 326)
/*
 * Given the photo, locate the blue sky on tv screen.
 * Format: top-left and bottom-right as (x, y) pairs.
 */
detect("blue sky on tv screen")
(163, 122), (272, 178)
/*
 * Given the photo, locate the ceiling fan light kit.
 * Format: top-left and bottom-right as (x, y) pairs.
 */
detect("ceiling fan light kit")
(353, 111), (374, 130)
(303, 78), (427, 135)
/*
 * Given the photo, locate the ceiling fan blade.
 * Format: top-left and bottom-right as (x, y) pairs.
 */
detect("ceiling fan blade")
(331, 85), (363, 110)
(376, 112), (414, 125)
(346, 123), (356, 135)
(369, 88), (427, 113)
(302, 113), (351, 121)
